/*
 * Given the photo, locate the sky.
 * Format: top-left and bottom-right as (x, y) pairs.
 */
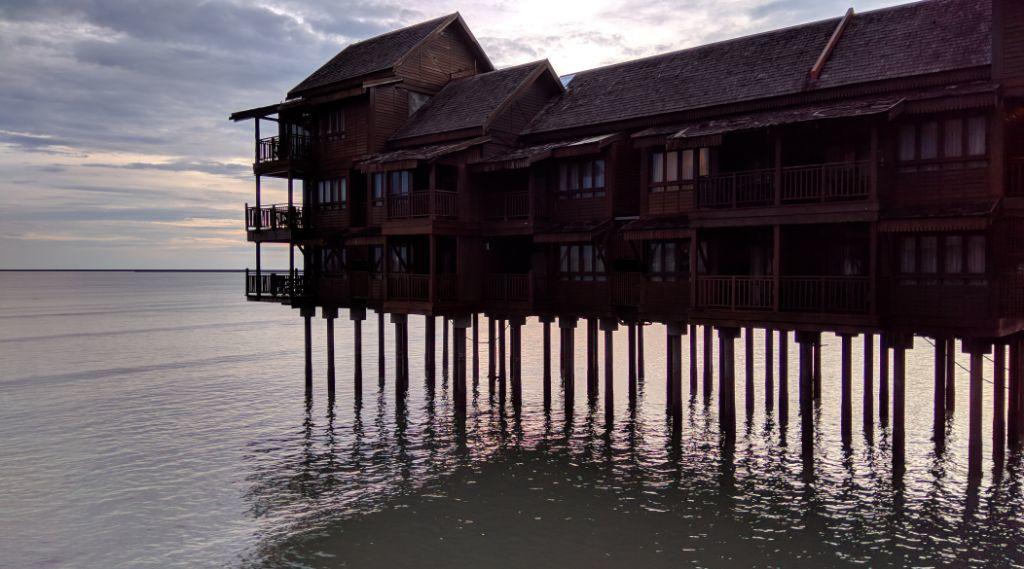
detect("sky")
(0, 0), (906, 269)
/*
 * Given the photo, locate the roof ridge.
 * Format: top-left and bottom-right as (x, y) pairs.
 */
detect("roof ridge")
(343, 13), (455, 49)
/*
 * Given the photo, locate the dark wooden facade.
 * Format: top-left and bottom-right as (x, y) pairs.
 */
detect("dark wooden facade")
(233, 1), (1024, 344)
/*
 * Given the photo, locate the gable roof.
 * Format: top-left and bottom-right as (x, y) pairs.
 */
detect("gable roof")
(525, 0), (991, 135)
(288, 13), (492, 99)
(389, 60), (561, 142)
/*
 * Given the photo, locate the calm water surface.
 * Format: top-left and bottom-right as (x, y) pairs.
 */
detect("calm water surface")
(1, 272), (1022, 568)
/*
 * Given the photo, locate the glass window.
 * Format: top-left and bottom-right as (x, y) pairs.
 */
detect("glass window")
(900, 236), (916, 274)
(569, 246), (580, 273)
(967, 235), (985, 274)
(945, 235), (963, 273)
(944, 119), (963, 158)
(698, 148), (710, 176)
(372, 173), (384, 204)
(920, 122), (938, 160)
(568, 163), (579, 190)
(920, 236), (938, 273)
(559, 164), (568, 192)
(665, 151), (679, 182)
(664, 242), (677, 273)
(560, 245), (569, 274)
(339, 177), (347, 206)
(681, 150), (695, 180)
(967, 117), (987, 156)
(651, 152), (664, 184)
(594, 160), (605, 188)
(899, 125), (916, 161)
(582, 163), (593, 189)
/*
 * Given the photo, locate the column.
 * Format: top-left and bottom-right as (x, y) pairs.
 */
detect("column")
(879, 334), (890, 424)
(703, 325), (714, 402)
(891, 334), (911, 478)
(637, 324), (645, 382)
(488, 316), (496, 396)
(689, 323), (698, 397)
(442, 317), (449, 379)
(840, 333), (853, 448)
(745, 327), (755, 419)
(498, 319), (506, 408)
(541, 316), (554, 411)
(627, 323), (637, 405)
(863, 334), (874, 437)
(587, 318), (599, 403)
(452, 315), (470, 418)
(796, 331), (820, 466)
(718, 327), (740, 443)
(425, 315), (436, 389)
(391, 313), (408, 395)
(510, 317), (524, 411)
(351, 306), (366, 400)
(994, 343), (1006, 468)
(667, 323), (684, 437)
(812, 341), (822, 404)
(378, 311), (386, 388)
(472, 313), (480, 389)
(765, 329), (775, 413)
(325, 307), (337, 399)
(602, 319), (618, 427)
(934, 337), (947, 444)
(963, 339), (991, 481)
(946, 337), (956, 414)
(560, 317), (577, 413)
(779, 330), (789, 426)
(303, 306), (314, 395)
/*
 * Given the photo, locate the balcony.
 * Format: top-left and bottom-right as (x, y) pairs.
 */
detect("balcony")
(696, 276), (774, 310)
(245, 203), (303, 242)
(484, 192), (530, 221)
(386, 273), (430, 301)
(483, 273), (532, 303)
(386, 190), (458, 220)
(254, 134), (310, 174)
(779, 276), (870, 313)
(245, 270), (305, 302)
(695, 161), (871, 209)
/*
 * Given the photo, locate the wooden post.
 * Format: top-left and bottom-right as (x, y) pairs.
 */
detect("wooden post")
(812, 341), (822, 404)
(994, 343), (1006, 468)
(703, 325), (714, 402)
(510, 317), (524, 411)
(718, 327), (739, 443)
(391, 314), (408, 395)
(488, 317), (496, 396)
(627, 323), (637, 405)
(879, 334), (889, 425)
(637, 324), (645, 381)
(443, 317), (449, 380)
(541, 316), (553, 411)
(892, 334), (909, 478)
(1011, 339), (1021, 449)
(934, 337), (947, 445)
(452, 315), (470, 418)
(303, 308), (314, 395)
(765, 329), (774, 413)
(351, 307), (365, 400)
(560, 317), (577, 413)
(425, 315), (436, 389)
(587, 318), (599, 403)
(472, 313), (480, 389)
(964, 339), (991, 481)
(667, 322), (684, 434)
(779, 330), (789, 426)
(840, 333), (853, 448)
(378, 311), (385, 388)
(745, 327), (755, 419)
(325, 308), (337, 399)
(863, 334), (874, 437)
(689, 323), (698, 397)
(946, 337), (956, 414)
(796, 331), (819, 465)
(498, 319), (506, 409)
(602, 319), (618, 427)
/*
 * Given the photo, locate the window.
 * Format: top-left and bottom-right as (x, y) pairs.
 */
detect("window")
(371, 173), (385, 206)
(408, 91), (430, 116)
(320, 247), (344, 274)
(322, 108), (344, 135)
(897, 116), (988, 171)
(897, 233), (986, 285)
(390, 244), (412, 273)
(558, 159), (605, 199)
(649, 148), (707, 192)
(388, 170), (412, 195)
(558, 244), (606, 281)
(370, 245), (384, 273)
(646, 240), (690, 281)
(317, 177), (347, 208)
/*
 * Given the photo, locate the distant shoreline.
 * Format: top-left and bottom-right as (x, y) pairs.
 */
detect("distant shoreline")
(0, 269), (246, 273)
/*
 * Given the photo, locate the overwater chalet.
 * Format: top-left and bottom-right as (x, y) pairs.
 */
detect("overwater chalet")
(232, 1), (1024, 478)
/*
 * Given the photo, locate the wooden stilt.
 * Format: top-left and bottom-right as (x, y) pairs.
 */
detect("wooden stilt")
(488, 317), (496, 395)
(303, 310), (313, 395)
(879, 334), (889, 424)
(689, 323), (698, 397)
(542, 317), (553, 411)
(510, 318), (523, 411)
(637, 324), (645, 381)
(765, 329), (774, 414)
(964, 339), (990, 481)
(946, 337), (956, 414)
(560, 317), (577, 413)
(627, 323), (637, 405)
(840, 333), (853, 448)
(668, 323), (684, 434)
(1011, 339), (1021, 449)
(391, 314), (408, 395)
(719, 327), (739, 443)
(934, 337), (947, 444)
(796, 331), (818, 465)
(472, 313), (480, 389)
(602, 319), (618, 426)
(498, 319), (506, 409)
(325, 309), (336, 399)
(779, 330), (789, 425)
(425, 316), (436, 389)
(994, 343), (1006, 468)
(452, 316), (469, 418)
(745, 327), (755, 419)
(378, 311), (385, 389)
(442, 317), (449, 379)
(587, 318), (599, 402)
(892, 334), (909, 478)
(812, 341), (822, 403)
(703, 325), (714, 402)
(863, 334), (874, 437)
(351, 307), (365, 400)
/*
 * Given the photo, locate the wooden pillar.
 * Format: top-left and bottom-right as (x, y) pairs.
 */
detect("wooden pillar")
(442, 317), (449, 379)
(378, 311), (385, 388)
(587, 318), (599, 403)
(718, 327), (739, 443)
(779, 330), (789, 425)
(472, 313), (480, 389)
(510, 317), (524, 411)
(964, 339), (991, 480)
(703, 325), (714, 402)
(487, 317), (496, 395)
(498, 319), (507, 409)
(667, 323), (684, 433)
(744, 327), (755, 419)
(994, 343), (1006, 467)
(637, 324), (645, 381)
(391, 314), (408, 395)
(879, 334), (890, 424)
(891, 334), (910, 478)
(602, 319), (618, 427)
(689, 323), (698, 397)
(351, 307), (365, 399)
(1011, 339), (1021, 448)
(627, 323), (637, 404)
(765, 329), (774, 414)
(946, 337), (956, 414)
(452, 315), (470, 418)
(325, 308), (337, 399)
(541, 316), (553, 411)
(863, 334), (874, 437)
(303, 308), (314, 395)
(934, 337), (947, 444)
(812, 341), (822, 404)
(840, 333), (853, 448)
(796, 331), (819, 464)
(425, 316), (436, 389)
(560, 317), (577, 412)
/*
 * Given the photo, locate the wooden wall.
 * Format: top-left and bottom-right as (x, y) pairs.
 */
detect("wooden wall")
(396, 24), (481, 90)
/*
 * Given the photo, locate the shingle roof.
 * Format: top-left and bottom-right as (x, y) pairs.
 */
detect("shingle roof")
(526, 0), (991, 135)
(288, 15), (454, 98)
(360, 137), (490, 168)
(390, 61), (549, 141)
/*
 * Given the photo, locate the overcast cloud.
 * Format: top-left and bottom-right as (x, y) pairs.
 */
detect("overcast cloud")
(0, 0), (903, 269)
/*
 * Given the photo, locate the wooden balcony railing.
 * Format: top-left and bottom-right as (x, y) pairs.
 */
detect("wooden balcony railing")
(697, 168), (775, 208)
(245, 269), (305, 300)
(779, 276), (870, 313)
(387, 273), (430, 300)
(781, 160), (870, 203)
(696, 276), (774, 310)
(484, 191), (530, 220)
(386, 190), (459, 220)
(245, 203), (303, 231)
(256, 134), (310, 164)
(483, 273), (532, 302)
(1008, 157), (1024, 197)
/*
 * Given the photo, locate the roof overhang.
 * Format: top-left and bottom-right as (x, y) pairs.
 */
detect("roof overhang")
(358, 136), (489, 173)
(470, 133), (620, 172)
(620, 216), (691, 241)
(533, 219), (612, 244)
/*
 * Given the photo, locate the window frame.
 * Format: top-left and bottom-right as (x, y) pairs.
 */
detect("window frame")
(896, 115), (989, 172)
(316, 176), (348, 209)
(556, 158), (606, 200)
(645, 240), (690, 282)
(557, 243), (607, 282)
(896, 232), (987, 285)
(648, 148), (708, 193)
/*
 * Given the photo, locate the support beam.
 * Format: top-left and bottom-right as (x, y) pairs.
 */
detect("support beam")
(541, 316), (554, 411)
(840, 333), (853, 448)
(812, 341), (822, 404)
(452, 315), (470, 418)
(637, 324), (645, 382)
(994, 343), (1006, 468)
(472, 313), (480, 389)
(510, 317), (524, 411)
(863, 334), (874, 437)
(378, 311), (385, 389)
(425, 316), (436, 389)
(587, 318), (599, 403)
(879, 334), (890, 425)
(667, 322), (684, 435)
(627, 323), (637, 405)
(796, 331), (820, 465)
(745, 327), (755, 419)
(443, 317), (450, 380)
(560, 317), (577, 413)
(303, 308), (314, 395)
(602, 319), (618, 427)
(946, 338), (956, 414)
(689, 323), (698, 398)
(718, 327), (740, 443)
(324, 308), (337, 399)
(391, 313), (408, 395)
(779, 330), (789, 425)
(890, 334), (912, 478)
(498, 319), (506, 409)
(1011, 339), (1021, 449)
(765, 329), (774, 414)
(351, 307), (366, 399)
(703, 325), (714, 403)
(488, 317), (496, 396)
(963, 339), (992, 481)
(934, 337), (947, 445)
